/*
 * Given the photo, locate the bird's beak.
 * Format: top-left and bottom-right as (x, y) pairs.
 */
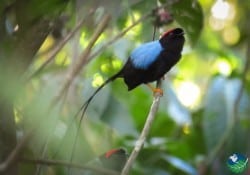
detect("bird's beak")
(173, 28), (185, 36)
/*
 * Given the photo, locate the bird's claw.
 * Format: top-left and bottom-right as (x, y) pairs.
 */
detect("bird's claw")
(153, 88), (163, 96)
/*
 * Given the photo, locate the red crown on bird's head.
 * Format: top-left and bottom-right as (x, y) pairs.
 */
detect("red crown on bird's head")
(160, 28), (184, 38)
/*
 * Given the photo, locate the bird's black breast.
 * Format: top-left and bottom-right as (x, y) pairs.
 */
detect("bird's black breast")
(119, 50), (181, 91)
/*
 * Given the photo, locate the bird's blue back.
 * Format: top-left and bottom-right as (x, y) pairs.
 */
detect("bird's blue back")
(130, 40), (163, 70)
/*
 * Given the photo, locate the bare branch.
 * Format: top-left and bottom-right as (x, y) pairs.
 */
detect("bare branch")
(87, 13), (151, 63)
(0, 130), (33, 173)
(0, 3), (176, 174)
(53, 2), (174, 103)
(21, 158), (119, 175)
(28, 9), (95, 79)
(86, 1), (176, 64)
(53, 14), (111, 103)
(121, 80), (162, 175)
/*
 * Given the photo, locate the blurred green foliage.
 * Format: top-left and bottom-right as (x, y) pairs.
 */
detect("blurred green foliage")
(1, 0), (250, 175)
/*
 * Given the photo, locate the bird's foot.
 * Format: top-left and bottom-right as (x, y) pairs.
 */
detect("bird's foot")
(146, 84), (163, 96)
(153, 88), (163, 96)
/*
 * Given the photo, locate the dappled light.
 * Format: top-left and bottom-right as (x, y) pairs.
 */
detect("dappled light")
(0, 1), (249, 175)
(92, 73), (105, 87)
(210, 0), (236, 33)
(213, 59), (232, 76)
(222, 26), (240, 45)
(182, 123), (191, 135)
(100, 60), (123, 74)
(55, 50), (70, 66)
(124, 11), (142, 39)
(176, 81), (201, 108)
(211, 0), (231, 20)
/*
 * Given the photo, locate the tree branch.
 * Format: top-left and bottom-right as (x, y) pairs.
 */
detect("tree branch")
(31, 15), (111, 175)
(121, 80), (162, 175)
(0, 3), (175, 174)
(21, 158), (119, 175)
(28, 9), (95, 79)
(53, 2), (175, 103)
(86, 2), (175, 64)
(0, 5), (68, 175)
(87, 13), (151, 63)
(0, 129), (33, 173)
(53, 14), (111, 104)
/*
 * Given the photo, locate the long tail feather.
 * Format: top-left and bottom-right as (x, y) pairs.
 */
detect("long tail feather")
(68, 72), (121, 173)
(80, 71), (121, 120)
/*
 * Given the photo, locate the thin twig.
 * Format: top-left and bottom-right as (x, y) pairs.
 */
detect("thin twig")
(33, 13), (96, 175)
(121, 80), (162, 175)
(28, 9), (95, 80)
(86, 2), (175, 64)
(53, 14), (111, 104)
(0, 3), (173, 174)
(49, 10), (155, 162)
(21, 158), (119, 175)
(0, 130), (33, 172)
(87, 13), (151, 64)
(53, 2), (173, 103)
(54, 14), (111, 174)
(32, 14), (111, 175)
(35, 92), (69, 175)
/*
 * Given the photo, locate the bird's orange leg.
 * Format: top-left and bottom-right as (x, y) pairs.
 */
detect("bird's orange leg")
(146, 84), (163, 96)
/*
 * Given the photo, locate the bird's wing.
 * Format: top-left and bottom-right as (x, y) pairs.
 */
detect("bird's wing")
(130, 40), (163, 70)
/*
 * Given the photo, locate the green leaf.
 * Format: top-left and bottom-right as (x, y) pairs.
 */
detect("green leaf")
(202, 77), (228, 152)
(101, 95), (138, 136)
(171, 0), (203, 45)
(161, 154), (197, 175)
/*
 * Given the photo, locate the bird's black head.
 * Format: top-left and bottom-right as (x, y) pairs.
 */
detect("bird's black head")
(159, 28), (185, 51)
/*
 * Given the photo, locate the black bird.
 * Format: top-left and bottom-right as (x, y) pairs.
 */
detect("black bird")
(118, 28), (185, 91)
(71, 29), (184, 172)
(81, 28), (185, 116)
